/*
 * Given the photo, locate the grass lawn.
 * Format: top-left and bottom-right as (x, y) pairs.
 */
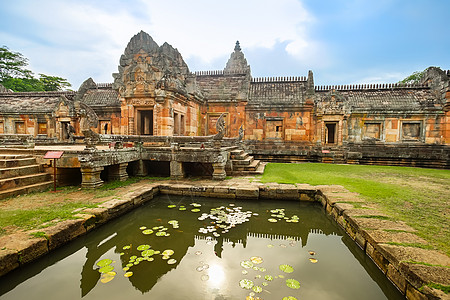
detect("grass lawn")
(0, 177), (167, 236)
(260, 163), (450, 256)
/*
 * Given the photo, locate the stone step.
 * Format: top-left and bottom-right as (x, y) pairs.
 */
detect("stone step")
(0, 154), (33, 160)
(232, 156), (254, 166)
(0, 164), (42, 179)
(234, 159), (260, 171)
(0, 180), (53, 199)
(232, 152), (249, 160)
(230, 149), (245, 157)
(0, 157), (37, 168)
(0, 173), (51, 191)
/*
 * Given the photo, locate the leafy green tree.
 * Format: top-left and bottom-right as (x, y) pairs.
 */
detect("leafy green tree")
(0, 46), (32, 80)
(0, 46), (71, 92)
(38, 74), (71, 91)
(1, 77), (44, 92)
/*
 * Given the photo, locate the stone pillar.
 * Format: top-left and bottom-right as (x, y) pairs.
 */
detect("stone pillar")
(135, 159), (148, 177)
(81, 167), (104, 188)
(212, 162), (227, 180)
(108, 163), (129, 181)
(170, 160), (185, 180)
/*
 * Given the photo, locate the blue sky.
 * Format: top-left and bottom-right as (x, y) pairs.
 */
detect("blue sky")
(0, 0), (448, 89)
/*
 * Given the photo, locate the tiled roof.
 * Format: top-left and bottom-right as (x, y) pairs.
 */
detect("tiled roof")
(249, 81), (305, 105)
(0, 94), (67, 114)
(343, 88), (442, 112)
(82, 87), (120, 107)
(314, 87), (443, 113)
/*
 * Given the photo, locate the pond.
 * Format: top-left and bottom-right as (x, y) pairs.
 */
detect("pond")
(0, 194), (404, 300)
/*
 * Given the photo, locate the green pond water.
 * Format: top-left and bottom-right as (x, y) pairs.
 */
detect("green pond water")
(0, 195), (405, 300)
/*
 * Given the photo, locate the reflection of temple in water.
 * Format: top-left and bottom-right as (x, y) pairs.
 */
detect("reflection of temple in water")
(78, 199), (341, 296)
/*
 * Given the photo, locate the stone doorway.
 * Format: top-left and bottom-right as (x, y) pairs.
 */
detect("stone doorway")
(138, 110), (153, 135)
(325, 122), (337, 144)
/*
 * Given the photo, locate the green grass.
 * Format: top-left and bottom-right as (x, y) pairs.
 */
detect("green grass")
(0, 202), (99, 232)
(260, 163), (450, 256)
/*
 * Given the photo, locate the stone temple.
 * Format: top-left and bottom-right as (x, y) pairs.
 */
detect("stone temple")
(0, 31), (449, 188)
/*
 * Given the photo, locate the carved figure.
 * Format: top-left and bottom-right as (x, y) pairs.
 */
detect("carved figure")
(66, 123), (76, 143)
(238, 125), (244, 142)
(214, 113), (226, 140)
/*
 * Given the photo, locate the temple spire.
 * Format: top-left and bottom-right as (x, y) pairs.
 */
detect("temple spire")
(224, 41), (250, 75)
(234, 41), (241, 52)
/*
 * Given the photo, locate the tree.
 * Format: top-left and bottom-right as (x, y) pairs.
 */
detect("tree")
(0, 46), (32, 81)
(38, 74), (71, 91)
(0, 46), (71, 92)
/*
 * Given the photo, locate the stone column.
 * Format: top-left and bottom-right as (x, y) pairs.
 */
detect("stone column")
(135, 159), (148, 177)
(212, 161), (227, 180)
(81, 167), (104, 188)
(170, 160), (185, 180)
(108, 163), (129, 181)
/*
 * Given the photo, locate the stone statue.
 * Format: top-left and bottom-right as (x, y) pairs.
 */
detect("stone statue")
(66, 123), (76, 143)
(214, 113), (226, 140)
(77, 102), (99, 150)
(238, 125), (244, 142)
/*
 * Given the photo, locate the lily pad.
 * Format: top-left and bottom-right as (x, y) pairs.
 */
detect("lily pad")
(137, 244), (151, 251)
(142, 249), (155, 257)
(122, 245), (131, 250)
(268, 218), (278, 223)
(124, 272), (133, 277)
(122, 267), (129, 271)
(100, 271), (116, 284)
(286, 279), (300, 289)
(162, 249), (174, 256)
(282, 297), (298, 300)
(96, 258), (113, 267)
(250, 256), (263, 264)
(168, 204), (176, 208)
(240, 260), (254, 269)
(191, 208), (201, 213)
(126, 263), (133, 268)
(130, 255), (137, 260)
(252, 285), (263, 293)
(167, 259), (177, 264)
(264, 275), (273, 281)
(279, 264), (294, 273)
(201, 274), (209, 281)
(239, 279), (254, 290)
(99, 265), (114, 273)
(179, 207), (186, 211)
(162, 255), (170, 260)
(262, 282), (269, 287)
(142, 229), (154, 235)
(156, 231), (167, 236)
(139, 226), (147, 230)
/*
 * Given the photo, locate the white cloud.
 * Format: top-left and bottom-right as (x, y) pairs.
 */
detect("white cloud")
(142, 0), (317, 63)
(2, 0), (325, 87)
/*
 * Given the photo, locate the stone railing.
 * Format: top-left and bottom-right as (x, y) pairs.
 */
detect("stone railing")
(315, 82), (429, 92)
(251, 76), (307, 83)
(98, 134), (242, 149)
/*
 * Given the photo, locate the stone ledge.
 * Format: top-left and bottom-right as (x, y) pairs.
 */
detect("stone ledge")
(41, 219), (86, 251)
(0, 233), (48, 265)
(321, 190), (450, 300)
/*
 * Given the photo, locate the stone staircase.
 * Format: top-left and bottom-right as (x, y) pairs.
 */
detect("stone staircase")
(0, 154), (53, 199)
(229, 149), (265, 175)
(320, 147), (347, 164)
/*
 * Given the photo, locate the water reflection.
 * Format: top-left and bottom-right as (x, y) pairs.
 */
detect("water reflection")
(0, 195), (405, 300)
